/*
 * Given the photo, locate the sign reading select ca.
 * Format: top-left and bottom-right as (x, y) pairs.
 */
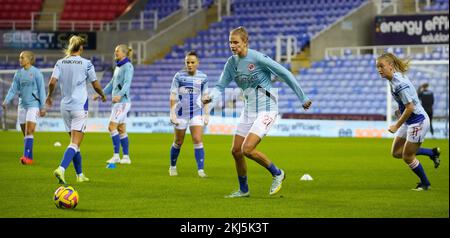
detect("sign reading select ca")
(1, 31), (96, 49)
(375, 14), (449, 45)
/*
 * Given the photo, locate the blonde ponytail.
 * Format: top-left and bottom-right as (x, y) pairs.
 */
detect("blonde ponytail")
(64, 35), (85, 57)
(377, 52), (410, 73)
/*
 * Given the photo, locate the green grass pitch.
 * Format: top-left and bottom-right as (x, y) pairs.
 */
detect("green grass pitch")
(0, 131), (448, 218)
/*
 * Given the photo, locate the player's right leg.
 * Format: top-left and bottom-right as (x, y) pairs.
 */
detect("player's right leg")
(107, 121), (121, 163)
(225, 134), (250, 198)
(169, 122), (187, 176)
(18, 108), (27, 164)
(115, 103), (131, 164)
(242, 133), (285, 196)
(391, 136), (406, 159)
(21, 121), (36, 165)
(404, 141), (431, 191)
(19, 108), (39, 165)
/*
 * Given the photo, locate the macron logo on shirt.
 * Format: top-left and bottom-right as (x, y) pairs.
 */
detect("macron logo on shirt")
(62, 60), (82, 64)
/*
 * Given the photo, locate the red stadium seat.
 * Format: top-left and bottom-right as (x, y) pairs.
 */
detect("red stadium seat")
(79, 12), (88, 20)
(81, 5), (91, 12)
(31, 4), (41, 11)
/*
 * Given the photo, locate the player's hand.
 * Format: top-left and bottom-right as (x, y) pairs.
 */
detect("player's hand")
(101, 94), (107, 102)
(1, 102), (6, 111)
(39, 109), (46, 117)
(45, 97), (53, 108)
(388, 125), (399, 134)
(92, 94), (100, 101)
(112, 95), (121, 103)
(202, 95), (212, 105)
(203, 114), (209, 126)
(170, 115), (179, 126)
(302, 100), (312, 110)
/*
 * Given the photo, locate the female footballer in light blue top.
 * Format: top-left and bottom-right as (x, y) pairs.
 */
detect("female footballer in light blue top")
(100, 44), (134, 165)
(377, 53), (440, 191)
(2, 51), (46, 165)
(46, 35), (106, 184)
(169, 51), (209, 178)
(203, 27), (312, 197)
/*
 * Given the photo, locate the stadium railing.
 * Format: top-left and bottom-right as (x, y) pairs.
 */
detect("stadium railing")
(325, 44), (449, 59)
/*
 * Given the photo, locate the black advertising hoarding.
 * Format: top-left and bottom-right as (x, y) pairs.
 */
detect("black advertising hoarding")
(0, 31), (96, 50)
(374, 14), (449, 45)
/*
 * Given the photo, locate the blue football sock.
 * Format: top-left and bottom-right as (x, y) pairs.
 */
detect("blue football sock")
(416, 148), (434, 157)
(60, 144), (77, 170)
(267, 163), (281, 176)
(194, 143), (205, 170)
(110, 130), (120, 154)
(73, 150), (82, 175)
(238, 176), (249, 193)
(170, 143), (181, 167)
(120, 134), (129, 156)
(409, 159), (430, 186)
(24, 135), (34, 159)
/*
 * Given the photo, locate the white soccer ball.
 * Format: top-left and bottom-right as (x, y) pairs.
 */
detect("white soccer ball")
(54, 141), (62, 147)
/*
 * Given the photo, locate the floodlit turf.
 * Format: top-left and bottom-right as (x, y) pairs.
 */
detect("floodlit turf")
(0, 131), (448, 218)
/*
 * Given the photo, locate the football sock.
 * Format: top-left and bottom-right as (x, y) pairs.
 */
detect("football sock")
(110, 130), (120, 154)
(238, 176), (249, 193)
(73, 149), (82, 175)
(170, 143), (181, 167)
(408, 159), (430, 186)
(60, 144), (78, 169)
(194, 143), (205, 170)
(24, 135), (34, 159)
(267, 163), (282, 176)
(120, 133), (129, 156)
(416, 148), (434, 157)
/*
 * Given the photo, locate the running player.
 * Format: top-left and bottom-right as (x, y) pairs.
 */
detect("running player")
(202, 27), (312, 197)
(376, 52), (440, 191)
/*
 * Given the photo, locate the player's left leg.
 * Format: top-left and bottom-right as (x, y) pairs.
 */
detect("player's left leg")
(190, 125), (207, 178)
(403, 118), (432, 191)
(403, 141), (431, 191)
(74, 146), (89, 182)
(118, 123), (131, 164)
(242, 133), (285, 195)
